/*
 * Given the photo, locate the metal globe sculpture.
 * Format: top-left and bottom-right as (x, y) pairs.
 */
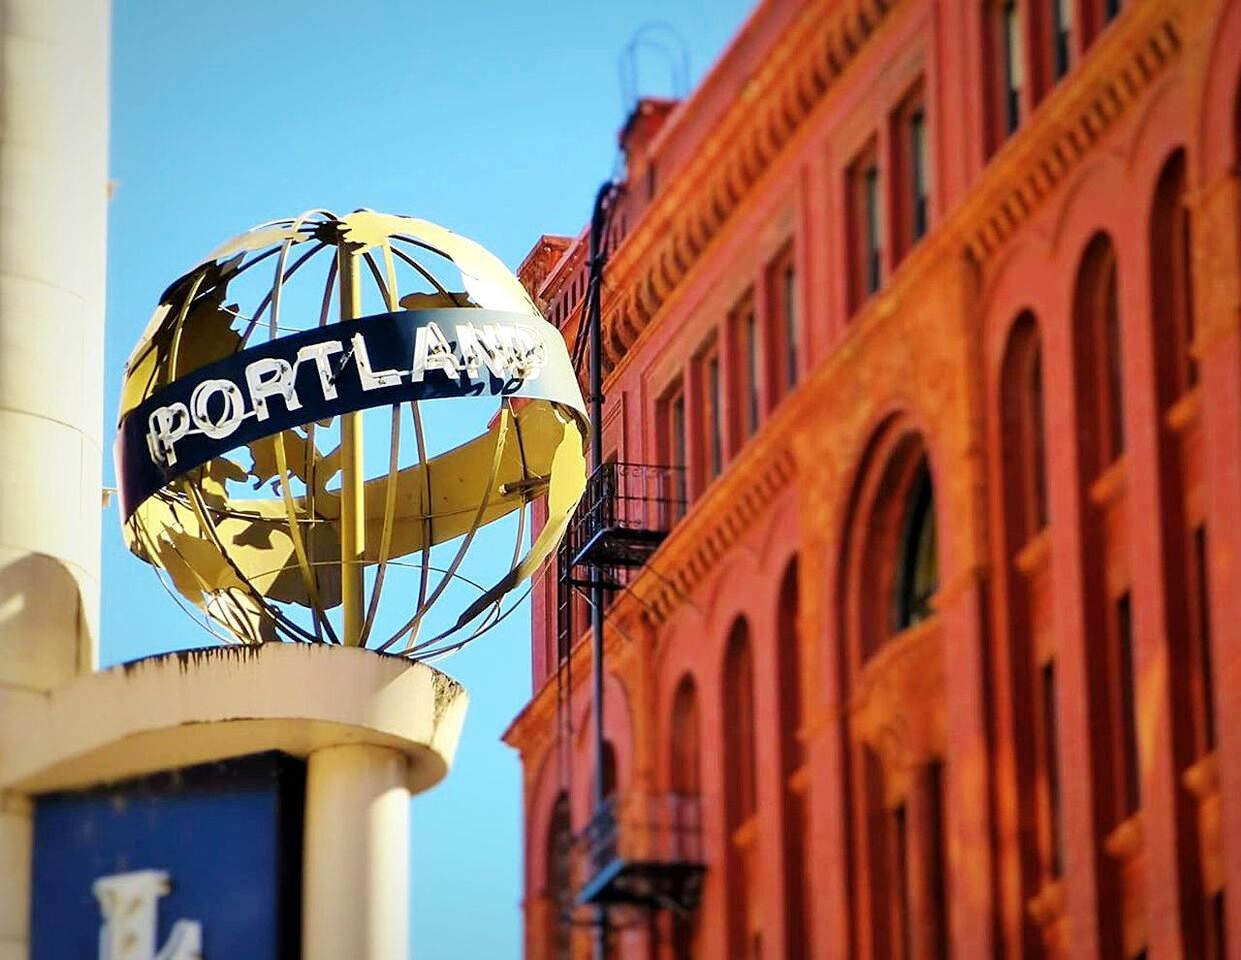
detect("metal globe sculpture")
(114, 210), (589, 659)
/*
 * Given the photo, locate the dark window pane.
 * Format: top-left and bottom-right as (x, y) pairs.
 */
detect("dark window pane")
(910, 108), (929, 242)
(1052, 0), (1073, 79)
(1031, 347), (1049, 528)
(708, 352), (723, 478)
(1194, 527), (1216, 751)
(671, 391), (687, 521)
(927, 763), (949, 958)
(547, 794), (572, 960)
(1041, 661), (1065, 876)
(784, 263), (798, 389)
(746, 311), (760, 434)
(895, 462), (937, 629)
(894, 805), (912, 960)
(724, 623), (758, 826)
(864, 163), (882, 294)
(1117, 593), (1140, 817)
(1003, 0), (1023, 135)
(1105, 264), (1125, 459)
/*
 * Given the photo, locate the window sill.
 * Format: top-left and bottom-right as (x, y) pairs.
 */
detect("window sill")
(1014, 526), (1051, 576)
(1103, 812), (1143, 863)
(1182, 751), (1219, 800)
(1088, 456), (1128, 508)
(1164, 386), (1201, 435)
(731, 816), (758, 850)
(1025, 877), (1065, 928)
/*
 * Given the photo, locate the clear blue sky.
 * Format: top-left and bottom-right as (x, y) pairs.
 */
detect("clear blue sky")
(105, 2), (753, 956)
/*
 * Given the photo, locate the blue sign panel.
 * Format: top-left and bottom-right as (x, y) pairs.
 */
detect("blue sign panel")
(31, 752), (304, 960)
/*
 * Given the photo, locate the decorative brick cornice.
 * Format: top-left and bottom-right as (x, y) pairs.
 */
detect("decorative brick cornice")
(961, 3), (1182, 265)
(503, 435), (798, 756)
(517, 234), (572, 303)
(589, 0), (1184, 384)
(597, 0), (897, 376)
(628, 443), (798, 628)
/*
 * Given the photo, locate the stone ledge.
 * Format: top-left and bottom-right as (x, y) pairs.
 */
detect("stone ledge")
(0, 643), (468, 797)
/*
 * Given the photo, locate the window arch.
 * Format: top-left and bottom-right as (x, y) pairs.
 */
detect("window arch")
(723, 618), (759, 957)
(1150, 148), (1197, 400)
(724, 620), (758, 827)
(837, 419), (949, 957)
(846, 427), (941, 660)
(999, 312), (1062, 952)
(545, 792), (572, 960)
(670, 675), (701, 796)
(1072, 231), (1136, 956)
(1073, 232), (1125, 478)
(1001, 311), (1049, 541)
(669, 676), (701, 960)
(777, 559), (810, 957)
(1151, 146), (1217, 955)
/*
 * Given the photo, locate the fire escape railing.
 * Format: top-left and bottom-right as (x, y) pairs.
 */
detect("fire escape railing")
(567, 461), (685, 575)
(557, 461), (684, 658)
(575, 790), (706, 912)
(552, 462), (701, 914)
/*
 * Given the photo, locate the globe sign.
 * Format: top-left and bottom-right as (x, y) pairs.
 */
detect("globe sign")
(114, 210), (589, 660)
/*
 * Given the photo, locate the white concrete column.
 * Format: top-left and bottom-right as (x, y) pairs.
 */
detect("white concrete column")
(0, 794), (31, 960)
(0, 0), (111, 693)
(0, 3), (110, 956)
(303, 744), (411, 960)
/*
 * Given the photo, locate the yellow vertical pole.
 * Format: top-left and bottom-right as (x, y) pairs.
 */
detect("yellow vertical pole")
(338, 243), (366, 645)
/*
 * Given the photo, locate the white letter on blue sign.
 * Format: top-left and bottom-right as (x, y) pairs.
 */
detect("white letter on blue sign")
(93, 869), (202, 960)
(146, 403), (191, 466)
(245, 357), (303, 421)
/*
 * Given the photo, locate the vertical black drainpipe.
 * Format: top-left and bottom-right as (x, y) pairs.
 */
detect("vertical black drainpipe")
(586, 179), (615, 960)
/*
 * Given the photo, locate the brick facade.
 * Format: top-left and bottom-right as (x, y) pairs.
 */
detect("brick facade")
(505, 1), (1241, 957)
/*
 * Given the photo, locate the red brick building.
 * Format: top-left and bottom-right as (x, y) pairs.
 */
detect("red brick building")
(504, 0), (1241, 956)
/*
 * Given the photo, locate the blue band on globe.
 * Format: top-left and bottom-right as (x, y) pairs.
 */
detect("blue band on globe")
(113, 307), (584, 521)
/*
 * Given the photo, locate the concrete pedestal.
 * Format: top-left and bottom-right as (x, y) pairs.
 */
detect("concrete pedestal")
(0, 644), (467, 960)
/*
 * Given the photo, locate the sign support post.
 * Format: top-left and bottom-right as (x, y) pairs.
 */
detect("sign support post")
(338, 243), (367, 646)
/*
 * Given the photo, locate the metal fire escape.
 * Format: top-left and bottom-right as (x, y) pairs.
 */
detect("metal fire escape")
(557, 461), (705, 915)
(553, 182), (704, 955)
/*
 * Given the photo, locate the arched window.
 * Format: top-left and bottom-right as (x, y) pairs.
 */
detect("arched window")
(723, 619), (759, 957)
(848, 430), (942, 660)
(669, 676), (701, 960)
(777, 560), (810, 957)
(1073, 232), (1125, 478)
(724, 621), (758, 827)
(1149, 146), (1214, 761)
(1072, 232), (1137, 955)
(1001, 312), (1049, 540)
(999, 312), (1062, 951)
(670, 676), (701, 796)
(1151, 147), (1216, 955)
(545, 793), (572, 960)
(1150, 149), (1197, 399)
(838, 420), (949, 957)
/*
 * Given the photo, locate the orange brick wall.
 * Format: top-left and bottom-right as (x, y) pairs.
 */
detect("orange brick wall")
(506, 1), (1241, 957)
